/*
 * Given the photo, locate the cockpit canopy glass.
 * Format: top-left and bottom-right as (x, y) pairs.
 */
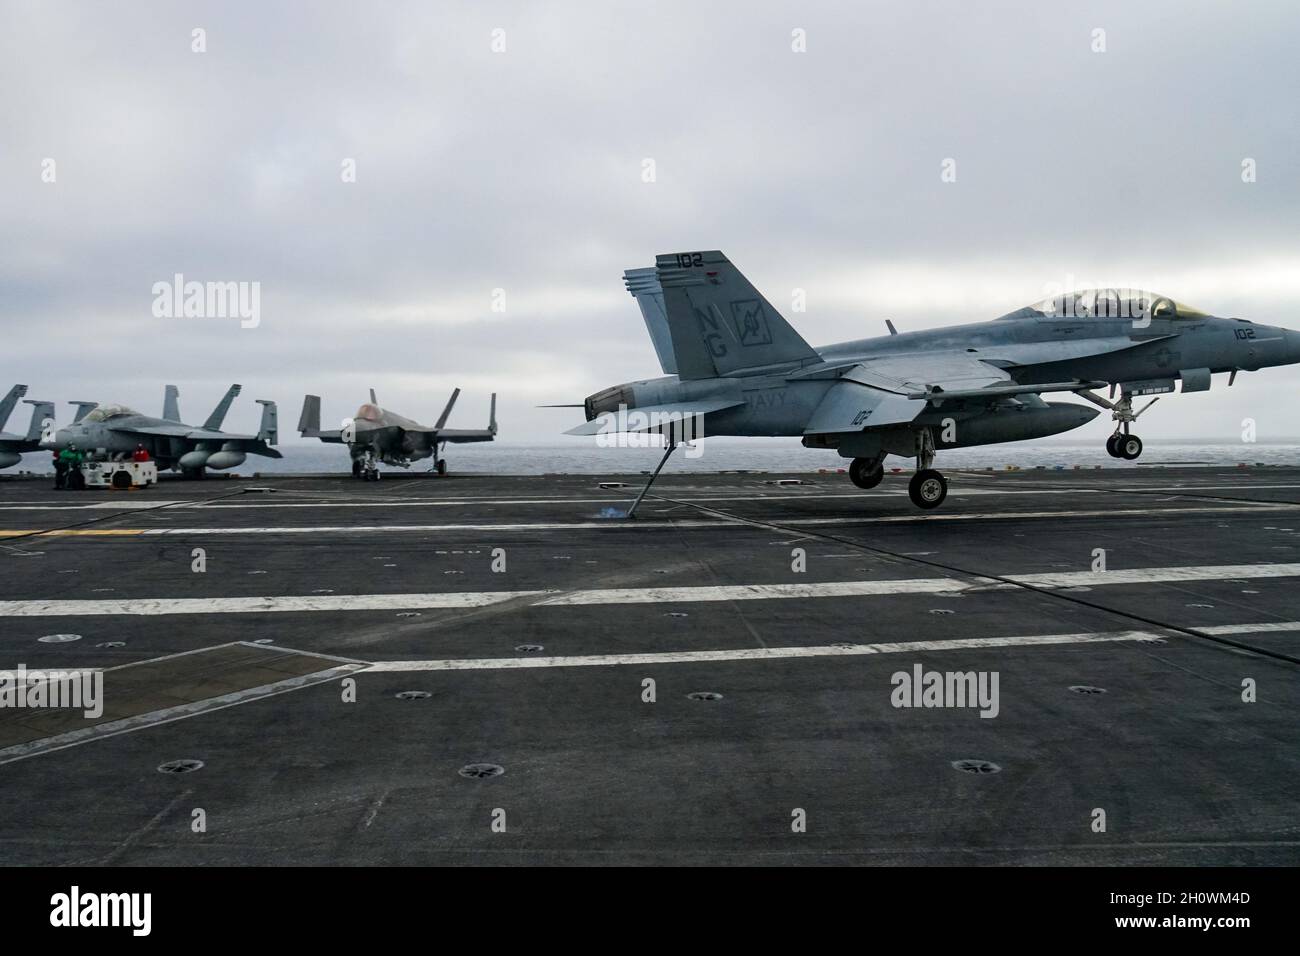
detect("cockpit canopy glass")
(82, 404), (139, 422)
(354, 403), (382, 422)
(1001, 289), (1207, 322)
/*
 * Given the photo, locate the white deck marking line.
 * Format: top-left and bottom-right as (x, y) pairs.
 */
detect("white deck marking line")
(0, 590), (552, 616)
(535, 579), (972, 605)
(365, 630), (1166, 672)
(0, 662), (365, 766)
(18, 501), (1284, 537)
(1010, 563), (1300, 587)
(1202, 621), (1300, 635)
(6, 562), (1300, 617)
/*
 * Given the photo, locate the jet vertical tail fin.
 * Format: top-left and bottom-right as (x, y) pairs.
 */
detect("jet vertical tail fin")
(256, 399), (278, 444)
(163, 385), (181, 422)
(369, 388), (378, 405)
(623, 268), (678, 374)
(298, 395), (322, 436)
(23, 401), (53, 441)
(0, 385), (27, 430)
(203, 384), (241, 431)
(70, 402), (98, 424)
(655, 251), (820, 380)
(434, 388), (461, 430)
(488, 393), (497, 434)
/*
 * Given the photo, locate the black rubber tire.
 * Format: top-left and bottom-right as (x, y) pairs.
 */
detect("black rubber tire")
(849, 457), (884, 489)
(1118, 434), (1143, 460)
(1105, 434), (1121, 458)
(110, 470), (132, 489)
(908, 469), (948, 509)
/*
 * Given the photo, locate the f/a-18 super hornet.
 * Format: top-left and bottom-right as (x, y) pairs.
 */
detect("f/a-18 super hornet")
(569, 250), (1300, 513)
(45, 384), (280, 476)
(0, 385), (54, 470)
(298, 388), (497, 480)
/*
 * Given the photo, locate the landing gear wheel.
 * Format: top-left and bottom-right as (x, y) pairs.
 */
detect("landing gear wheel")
(1105, 434), (1121, 458)
(436, 459), (447, 476)
(908, 469), (947, 509)
(848, 457), (884, 489)
(1117, 434), (1143, 460)
(351, 460), (362, 479)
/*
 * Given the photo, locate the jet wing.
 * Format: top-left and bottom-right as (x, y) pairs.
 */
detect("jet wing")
(566, 398), (744, 436)
(847, 352), (1011, 393)
(435, 428), (496, 444)
(803, 354), (1098, 436)
(114, 425), (283, 457)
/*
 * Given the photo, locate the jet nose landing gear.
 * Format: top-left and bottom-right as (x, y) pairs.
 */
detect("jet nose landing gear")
(1095, 389), (1158, 461)
(1106, 432), (1144, 460)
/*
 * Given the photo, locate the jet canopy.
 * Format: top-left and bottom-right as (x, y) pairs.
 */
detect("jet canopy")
(82, 404), (139, 422)
(354, 403), (383, 422)
(1000, 289), (1208, 322)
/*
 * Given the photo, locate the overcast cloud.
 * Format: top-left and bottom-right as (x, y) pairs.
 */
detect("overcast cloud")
(3, 0), (1299, 445)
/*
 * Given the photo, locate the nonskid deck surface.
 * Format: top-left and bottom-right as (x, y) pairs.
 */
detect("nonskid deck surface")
(0, 466), (1297, 865)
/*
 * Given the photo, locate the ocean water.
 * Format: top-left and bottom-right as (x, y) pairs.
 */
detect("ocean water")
(235, 437), (1298, 476)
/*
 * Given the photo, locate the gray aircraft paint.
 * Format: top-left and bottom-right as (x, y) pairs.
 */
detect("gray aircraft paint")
(298, 388), (497, 475)
(576, 251), (1300, 500)
(0, 384), (55, 469)
(44, 384), (280, 473)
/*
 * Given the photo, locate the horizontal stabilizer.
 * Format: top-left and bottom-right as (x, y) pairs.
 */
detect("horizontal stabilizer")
(566, 398), (744, 436)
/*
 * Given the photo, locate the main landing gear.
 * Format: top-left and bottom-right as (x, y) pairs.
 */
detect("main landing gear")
(850, 429), (948, 510)
(907, 428), (947, 510)
(354, 452), (380, 481)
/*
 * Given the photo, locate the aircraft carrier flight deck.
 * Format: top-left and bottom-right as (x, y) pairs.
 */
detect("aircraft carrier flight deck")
(0, 466), (1297, 866)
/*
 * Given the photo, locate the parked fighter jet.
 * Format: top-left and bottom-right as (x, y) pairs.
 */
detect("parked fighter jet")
(298, 388), (497, 479)
(44, 384), (280, 476)
(0, 385), (54, 470)
(571, 250), (1300, 513)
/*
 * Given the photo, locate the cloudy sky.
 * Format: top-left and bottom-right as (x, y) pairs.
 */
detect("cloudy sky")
(3, 0), (1299, 446)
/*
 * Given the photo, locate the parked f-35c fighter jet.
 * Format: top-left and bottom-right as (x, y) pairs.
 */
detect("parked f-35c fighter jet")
(298, 388), (497, 480)
(0, 384), (55, 469)
(44, 384), (280, 476)
(570, 250), (1300, 514)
